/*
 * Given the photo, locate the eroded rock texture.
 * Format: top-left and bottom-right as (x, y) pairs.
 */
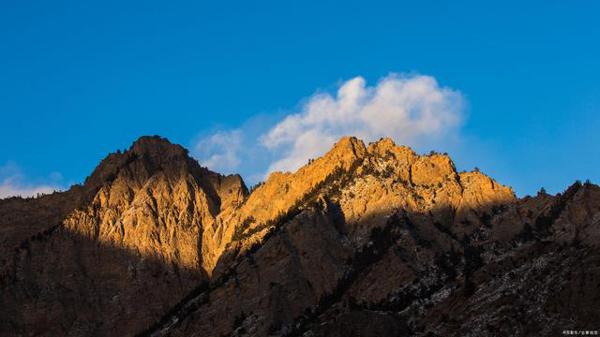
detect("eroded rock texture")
(1, 136), (598, 337)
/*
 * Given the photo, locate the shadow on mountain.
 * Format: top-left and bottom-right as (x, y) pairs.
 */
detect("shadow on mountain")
(1, 181), (599, 337)
(139, 181), (600, 337)
(0, 222), (207, 337)
(0, 187), (89, 266)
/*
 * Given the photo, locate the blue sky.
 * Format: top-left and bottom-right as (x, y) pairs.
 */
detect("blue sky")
(1, 0), (599, 197)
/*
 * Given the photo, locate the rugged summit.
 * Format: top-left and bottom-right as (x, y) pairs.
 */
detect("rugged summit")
(1, 136), (599, 337)
(0, 136), (247, 336)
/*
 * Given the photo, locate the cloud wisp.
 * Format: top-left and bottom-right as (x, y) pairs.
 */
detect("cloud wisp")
(261, 74), (464, 173)
(0, 162), (62, 199)
(193, 130), (244, 174)
(193, 73), (465, 182)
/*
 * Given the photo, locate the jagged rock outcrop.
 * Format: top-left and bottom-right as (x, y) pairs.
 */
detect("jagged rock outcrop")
(0, 136), (247, 337)
(63, 136), (247, 273)
(1, 135), (598, 337)
(209, 137), (514, 278)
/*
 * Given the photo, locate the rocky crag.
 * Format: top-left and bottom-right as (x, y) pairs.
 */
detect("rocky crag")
(1, 135), (598, 337)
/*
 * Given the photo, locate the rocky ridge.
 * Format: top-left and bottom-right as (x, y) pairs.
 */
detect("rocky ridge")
(1, 135), (598, 337)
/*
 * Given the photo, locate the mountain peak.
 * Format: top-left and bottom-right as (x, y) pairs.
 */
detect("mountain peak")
(129, 135), (189, 159)
(83, 136), (198, 190)
(369, 136), (397, 149)
(328, 136), (367, 161)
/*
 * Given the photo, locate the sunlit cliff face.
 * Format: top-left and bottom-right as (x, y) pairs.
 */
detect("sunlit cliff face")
(54, 136), (515, 277)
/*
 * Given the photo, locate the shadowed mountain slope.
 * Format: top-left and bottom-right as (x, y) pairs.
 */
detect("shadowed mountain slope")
(1, 136), (598, 337)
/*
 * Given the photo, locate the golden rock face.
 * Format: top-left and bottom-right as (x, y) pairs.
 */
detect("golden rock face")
(2, 135), (598, 337)
(60, 136), (248, 274)
(61, 135), (515, 276)
(209, 136), (515, 275)
(58, 135), (514, 278)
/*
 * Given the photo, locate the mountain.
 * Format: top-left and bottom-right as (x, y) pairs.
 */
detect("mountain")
(1, 135), (599, 337)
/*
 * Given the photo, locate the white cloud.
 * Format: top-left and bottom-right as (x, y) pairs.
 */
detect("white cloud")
(0, 162), (61, 199)
(193, 130), (243, 174)
(193, 73), (465, 182)
(262, 74), (464, 173)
